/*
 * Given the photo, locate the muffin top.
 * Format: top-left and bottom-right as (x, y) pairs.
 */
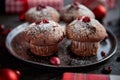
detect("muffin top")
(66, 16), (107, 42)
(25, 4), (60, 22)
(60, 2), (95, 22)
(24, 19), (65, 46)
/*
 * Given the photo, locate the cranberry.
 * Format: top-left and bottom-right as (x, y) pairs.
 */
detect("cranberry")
(73, 2), (78, 5)
(36, 4), (46, 11)
(42, 19), (49, 23)
(102, 66), (112, 74)
(101, 51), (106, 57)
(19, 13), (25, 21)
(0, 24), (5, 32)
(39, 4), (46, 8)
(82, 16), (91, 23)
(50, 57), (60, 66)
(71, 2), (79, 9)
(35, 21), (41, 24)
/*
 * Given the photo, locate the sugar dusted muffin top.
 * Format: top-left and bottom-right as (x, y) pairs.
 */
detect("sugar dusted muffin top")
(66, 16), (107, 42)
(60, 2), (95, 23)
(25, 4), (60, 23)
(24, 19), (65, 46)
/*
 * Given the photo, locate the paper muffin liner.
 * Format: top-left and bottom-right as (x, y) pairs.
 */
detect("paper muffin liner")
(30, 43), (58, 56)
(71, 40), (99, 56)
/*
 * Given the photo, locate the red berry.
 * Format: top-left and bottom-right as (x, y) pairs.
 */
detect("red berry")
(73, 2), (78, 5)
(39, 4), (46, 8)
(36, 4), (46, 11)
(42, 19), (49, 23)
(101, 51), (106, 57)
(19, 13), (25, 21)
(35, 21), (41, 24)
(82, 16), (90, 22)
(0, 24), (5, 32)
(50, 57), (60, 66)
(71, 2), (79, 9)
(92, 5), (106, 20)
(102, 66), (112, 74)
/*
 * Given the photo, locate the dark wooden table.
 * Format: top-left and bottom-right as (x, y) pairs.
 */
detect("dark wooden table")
(0, 0), (120, 80)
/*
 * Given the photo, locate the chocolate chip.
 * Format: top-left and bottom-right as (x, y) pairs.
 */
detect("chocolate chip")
(102, 66), (112, 74)
(101, 51), (106, 57)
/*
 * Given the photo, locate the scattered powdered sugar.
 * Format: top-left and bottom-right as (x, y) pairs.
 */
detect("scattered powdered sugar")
(26, 6), (55, 20)
(69, 17), (99, 36)
(38, 21), (55, 31)
(24, 20), (60, 36)
(71, 19), (90, 34)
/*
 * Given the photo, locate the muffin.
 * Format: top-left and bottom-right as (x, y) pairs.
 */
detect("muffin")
(25, 4), (60, 23)
(66, 16), (107, 56)
(60, 2), (95, 23)
(23, 19), (65, 56)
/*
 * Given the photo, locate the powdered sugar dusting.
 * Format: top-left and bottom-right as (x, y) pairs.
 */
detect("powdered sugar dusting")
(70, 18), (93, 35)
(26, 6), (58, 20)
(25, 20), (57, 35)
(23, 20), (65, 42)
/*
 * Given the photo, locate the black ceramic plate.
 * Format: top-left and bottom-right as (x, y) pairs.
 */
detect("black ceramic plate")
(6, 23), (117, 68)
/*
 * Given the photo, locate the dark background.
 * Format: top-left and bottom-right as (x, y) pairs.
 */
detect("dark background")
(0, 0), (120, 80)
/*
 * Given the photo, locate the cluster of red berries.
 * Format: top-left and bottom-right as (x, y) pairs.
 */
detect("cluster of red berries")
(35, 19), (49, 25)
(77, 16), (91, 23)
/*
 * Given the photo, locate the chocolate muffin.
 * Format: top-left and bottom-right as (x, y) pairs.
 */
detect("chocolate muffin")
(25, 4), (60, 23)
(60, 2), (95, 23)
(66, 16), (107, 56)
(23, 19), (65, 56)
